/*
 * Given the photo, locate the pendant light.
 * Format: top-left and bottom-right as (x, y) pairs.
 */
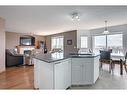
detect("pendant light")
(102, 20), (109, 49)
(103, 20), (109, 34)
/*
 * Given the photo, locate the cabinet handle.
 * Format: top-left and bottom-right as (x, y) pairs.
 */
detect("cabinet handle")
(55, 62), (61, 64)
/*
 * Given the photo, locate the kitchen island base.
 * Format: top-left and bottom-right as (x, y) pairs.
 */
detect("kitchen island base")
(33, 53), (100, 89)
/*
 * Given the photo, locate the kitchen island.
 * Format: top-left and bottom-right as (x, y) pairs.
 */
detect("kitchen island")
(33, 52), (100, 89)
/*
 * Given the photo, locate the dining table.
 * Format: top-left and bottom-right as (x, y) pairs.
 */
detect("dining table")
(111, 53), (125, 75)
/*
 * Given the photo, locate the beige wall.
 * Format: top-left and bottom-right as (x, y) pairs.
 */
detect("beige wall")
(0, 17), (5, 73)
(45, 30), (77, 56)
(6, 30), (77, 56)
(64, 30), (77, 56)
(6, 32), (45, 49)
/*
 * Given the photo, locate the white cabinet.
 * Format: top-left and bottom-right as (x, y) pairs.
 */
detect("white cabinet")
(82, 63), (93, 84)
(71, 62), (82, 84)
(54, 59), (71, 89)
(71, 56), (99, 85)
(65, 59), (71, 88)
(34, 58), (54, 89)
(55, 61), (66, 89)
(34, 55), (99, 89)
(93, 56), (100, 83)
(34, 58), (71, 89)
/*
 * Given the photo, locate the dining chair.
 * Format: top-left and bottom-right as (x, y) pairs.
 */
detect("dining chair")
(99, 50), (113, 73)
(120, 52), (127, 74)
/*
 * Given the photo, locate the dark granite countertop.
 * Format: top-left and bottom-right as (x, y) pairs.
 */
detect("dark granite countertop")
(33, 52), (68, 63)
(70, 53), (100, 58)
(33, 52), (100, 63)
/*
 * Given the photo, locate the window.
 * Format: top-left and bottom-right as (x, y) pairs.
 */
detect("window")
(51, 36), (64, 50)
(107, 34), (123, 54)
(93, 34), (123, 54)
(80, 36), (88, 48)
(94, 35), (106, 53)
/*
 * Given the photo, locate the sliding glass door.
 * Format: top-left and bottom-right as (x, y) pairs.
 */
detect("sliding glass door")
(93, 34), (123, 54)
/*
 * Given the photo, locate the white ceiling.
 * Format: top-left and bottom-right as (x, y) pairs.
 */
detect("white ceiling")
(0, 6), (127, 35)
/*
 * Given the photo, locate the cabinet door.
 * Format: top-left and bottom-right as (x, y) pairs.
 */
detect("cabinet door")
(72, 58), (82, 85)
(55, 59), (71, 89)
(82, 62), (93, 84)
(55, 61), (65, 89)
(37, 60), (54, 89)
(93, 56), (99, 83)
(64, 59), (71, 88)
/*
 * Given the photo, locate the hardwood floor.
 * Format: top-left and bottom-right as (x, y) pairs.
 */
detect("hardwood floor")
(0, 66), (34, 89)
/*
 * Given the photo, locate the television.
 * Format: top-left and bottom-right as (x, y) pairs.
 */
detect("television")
(20, 36), (35, 46)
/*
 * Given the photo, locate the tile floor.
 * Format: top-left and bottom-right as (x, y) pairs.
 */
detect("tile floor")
(70, 64), (127, 89)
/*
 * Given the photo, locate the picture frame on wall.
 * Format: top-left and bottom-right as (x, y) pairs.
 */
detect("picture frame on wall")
(67, 40), (72, 45)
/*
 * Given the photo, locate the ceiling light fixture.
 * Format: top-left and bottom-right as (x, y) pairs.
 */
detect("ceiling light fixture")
(71, 12), (80, 21)
(103, 20), (109, 35)
(102, 20), (110, 49)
